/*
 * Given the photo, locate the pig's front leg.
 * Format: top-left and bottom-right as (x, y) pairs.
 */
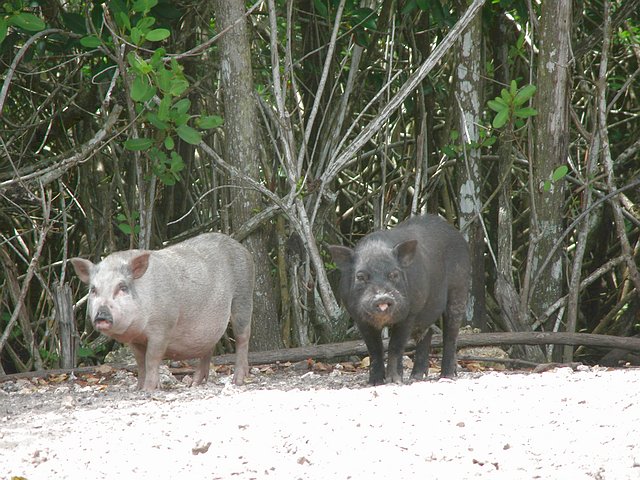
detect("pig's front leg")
(141, 338), (169, 391)
(359, 322), (385, 386)
(386, 321), (412, 384)
(130, 343), (147, 390)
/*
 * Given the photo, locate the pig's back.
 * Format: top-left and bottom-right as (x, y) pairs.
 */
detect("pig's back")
(135, 234), (251, 314)
(142, 233), (253, 354)
(371, 214), (470, 283)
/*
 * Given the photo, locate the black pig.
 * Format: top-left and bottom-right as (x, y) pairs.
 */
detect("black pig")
(329, 215), (470, 385)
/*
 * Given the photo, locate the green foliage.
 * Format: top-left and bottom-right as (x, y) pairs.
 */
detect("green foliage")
(77, 343), (108, 363)
(487, 80), (537, 129)
(313, 0), (378, 46)
(116, 211), (141, 235)
(0, 1), (46, 44)
(85, 4), (222, 186)
(402, 0), (455, 27)
(442, 126), (496, 157)
(542, 165), (569, 192)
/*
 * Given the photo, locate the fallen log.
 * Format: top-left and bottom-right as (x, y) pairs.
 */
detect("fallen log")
(1, 332), (638, 383)
(211, 332), (640, 365)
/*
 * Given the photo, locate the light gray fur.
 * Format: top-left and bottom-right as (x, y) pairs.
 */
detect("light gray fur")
(71, 233), (254, 391)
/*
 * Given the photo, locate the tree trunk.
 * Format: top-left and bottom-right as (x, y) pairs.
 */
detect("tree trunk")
(54, 283), (77, 369)
(213, 0), (282, 351)
(454, 0), (486, 330)
(530, 2), (572, 335)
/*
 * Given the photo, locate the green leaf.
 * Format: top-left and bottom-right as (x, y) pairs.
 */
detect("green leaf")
(77, 346), (95, 358)
(487, 99), (507, 113)
(136, 17), (156, 32)
(62, 12), (87, 34)
(509, 80), (518, 96)
(164, 136), (175, 150)
(130, 26), (142, 45)
(127, 52), (152, 74)
(80, 35), (102, 48)
(514, 106), (538, 118)
(158, 95), (171, 121)
(118, 223), (133, 234)
(155, 68), (172, 93)
(314, 0), (328, 18)
(170, 151), (184, 172)
(0, 19), (7, 45)
(149, 48), (166, 68)
(132, 0), (158, 13)
(492, 108), (510, 129)
(552, 165), (569, 182)
(9, 12), (46, 32)
(146, 28), (170, 41)
(500, 88), (511, 104)
(483, 136), (497, 147)
(124, 138), (154, 151)
(172, 98), (191, 116)
(115, 11), (131, 31)
(401, 0), (418, 15)
(514, 84), (536, 106)
(145, 111), (169, 130)
(169, 78), (189, 96)
(352, 8), (376, 30)
(130, 75), (156, 102)
(176, 125), (202, 145)
(196, 115), (224, 129)
(442, 145), (457, 157)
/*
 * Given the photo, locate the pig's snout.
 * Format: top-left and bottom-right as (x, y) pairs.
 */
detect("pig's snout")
(93, 306), (114, 330)
(373, 293), (395, 313)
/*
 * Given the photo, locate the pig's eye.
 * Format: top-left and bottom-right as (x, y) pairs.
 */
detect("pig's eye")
(389, 271), (400, 281)
(355, 272), (368, 283)
(117, 283), (130, 294)
(89, 286), (97, 295)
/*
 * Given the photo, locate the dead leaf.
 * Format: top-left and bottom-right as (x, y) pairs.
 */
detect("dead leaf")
(463, 362), (486, 372)
(95, 364), (114, 375)
(48, 374), (68, 384)
(313, 362), (332, 373)
(340, 362), (357, 372)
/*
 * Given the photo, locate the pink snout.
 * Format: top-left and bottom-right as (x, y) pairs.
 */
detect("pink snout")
(93, 306), (114, 331)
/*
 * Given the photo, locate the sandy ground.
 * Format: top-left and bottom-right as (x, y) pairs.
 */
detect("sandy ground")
(1, 364), (639, 480)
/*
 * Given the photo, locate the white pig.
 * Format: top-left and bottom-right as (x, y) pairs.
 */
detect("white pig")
(70, 233), (254, 391)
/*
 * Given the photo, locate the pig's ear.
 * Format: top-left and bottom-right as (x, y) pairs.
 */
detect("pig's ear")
(394, 240), (417, 267)
(69, 258), (94, 284)
(328, 246), (354, 270)
(129, 252), (151, 279)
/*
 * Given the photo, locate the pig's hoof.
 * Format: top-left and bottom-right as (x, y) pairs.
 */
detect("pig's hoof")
(368, 377), (385, 386)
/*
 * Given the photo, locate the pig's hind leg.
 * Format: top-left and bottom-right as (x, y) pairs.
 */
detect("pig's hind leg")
(230, 298), (252, 386)
(440, 289), (465, 378)
(193, 351), (213, 385)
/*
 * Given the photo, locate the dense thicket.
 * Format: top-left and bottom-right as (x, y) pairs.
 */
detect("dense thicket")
(1, 0), (638, 374)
